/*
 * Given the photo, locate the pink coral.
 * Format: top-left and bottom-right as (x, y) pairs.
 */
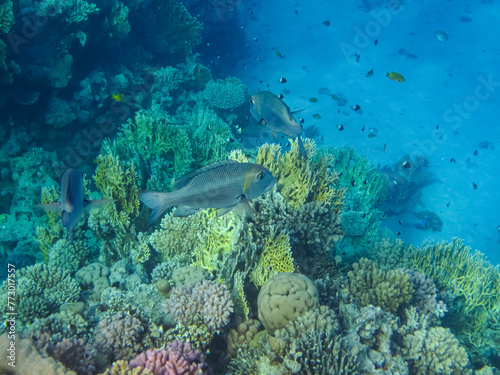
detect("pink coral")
(129, 340), (211, 375)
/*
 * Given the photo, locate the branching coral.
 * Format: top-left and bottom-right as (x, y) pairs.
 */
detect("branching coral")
(347, 258), (414, 313)
(402, 325), (469, 374)
(0, 263), (80, 325)
(129, 341), (211, 375)
(94, 312), (148, 362)
(165, 279), (233, 334)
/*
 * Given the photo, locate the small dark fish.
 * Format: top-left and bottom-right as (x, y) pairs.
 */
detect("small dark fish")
(399, 219), (403, 225)
(294, 9), (298, 14)
(354, 52), (360, 63)
(274, 49), (284, 59)
(321, 135), (324, 142)
(36, 169), (113, 239)
(403, 161), (411, 169)
(323, 20), (331, 26)
(313, 114), (322, 119)
(383, 143), (387, 152)
(299, 118), (304, 123)
(278, 93), (284, 99)
(338, 124), (344, 131)
(350, 180), (355, 187)
(363, 178), (368, 185)
(309, 97), (318, 103)
(140, 161), (276, 224)
(473, 149), (478, 156)
(450, 158), (456, 163)
(361, 125), (365, 131)
(279, 77), (287, 83)
(396, 231), (401, 235)
(206, 125), (210, 130)
(352, 104), (361, 111)
(472, 182), (477, 190)
(436, 124), (439, 130)
(374, 39), (378, 46)
(446, 202), (450, 207)
(366, 69), (374, 78)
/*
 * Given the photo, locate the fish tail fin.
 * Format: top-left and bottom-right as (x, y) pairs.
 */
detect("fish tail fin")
(33, 202), (61, 213)
(297, 136), (308, 159)
(83, 199), (115, 212)
(139, 191), (174, 225)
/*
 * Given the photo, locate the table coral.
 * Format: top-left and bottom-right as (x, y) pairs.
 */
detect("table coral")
(257, 272), (319, 333)
(129, 340), (211, 375)
(347, 258), (414, 313)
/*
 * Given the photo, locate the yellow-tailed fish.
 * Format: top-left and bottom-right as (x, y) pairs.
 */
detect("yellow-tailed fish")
(386, 71), (405, 82)
(139, 160), (276, 224)
(250, 91), (307, 158)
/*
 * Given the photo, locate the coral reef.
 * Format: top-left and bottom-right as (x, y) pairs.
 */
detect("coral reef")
(257, 273), (319, 333)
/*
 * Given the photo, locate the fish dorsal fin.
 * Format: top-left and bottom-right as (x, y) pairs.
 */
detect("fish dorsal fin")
(173, 160), (240, 189)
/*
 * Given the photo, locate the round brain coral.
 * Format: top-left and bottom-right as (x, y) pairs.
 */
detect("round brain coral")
(257, 272), (319, 333)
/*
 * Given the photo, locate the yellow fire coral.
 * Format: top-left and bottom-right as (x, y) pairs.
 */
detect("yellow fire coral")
(251, 231), (294, 287)
(412, 238), (500, 333)
(347, 258), (414, 313)
(256, 139), (344, 212)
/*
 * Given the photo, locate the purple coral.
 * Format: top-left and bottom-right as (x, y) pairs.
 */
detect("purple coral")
(403, 269), (447, 318)
(165, 280), (233, 333)
(129, 340), (211, 375)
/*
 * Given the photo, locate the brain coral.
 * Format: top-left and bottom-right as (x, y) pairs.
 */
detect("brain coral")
(165, 279), (233, 334)
(257, 272), (319, 333)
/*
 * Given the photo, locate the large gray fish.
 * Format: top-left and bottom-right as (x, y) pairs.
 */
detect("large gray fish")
(250, 91), (307, 158)
(37, 168), (113, 239)
(140, 160), (276, 224)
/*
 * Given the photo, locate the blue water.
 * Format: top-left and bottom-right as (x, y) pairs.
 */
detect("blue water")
(0, 0), (499, 373)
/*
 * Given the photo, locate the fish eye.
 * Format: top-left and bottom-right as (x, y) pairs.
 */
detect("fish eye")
(257, 172), (264, 180)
